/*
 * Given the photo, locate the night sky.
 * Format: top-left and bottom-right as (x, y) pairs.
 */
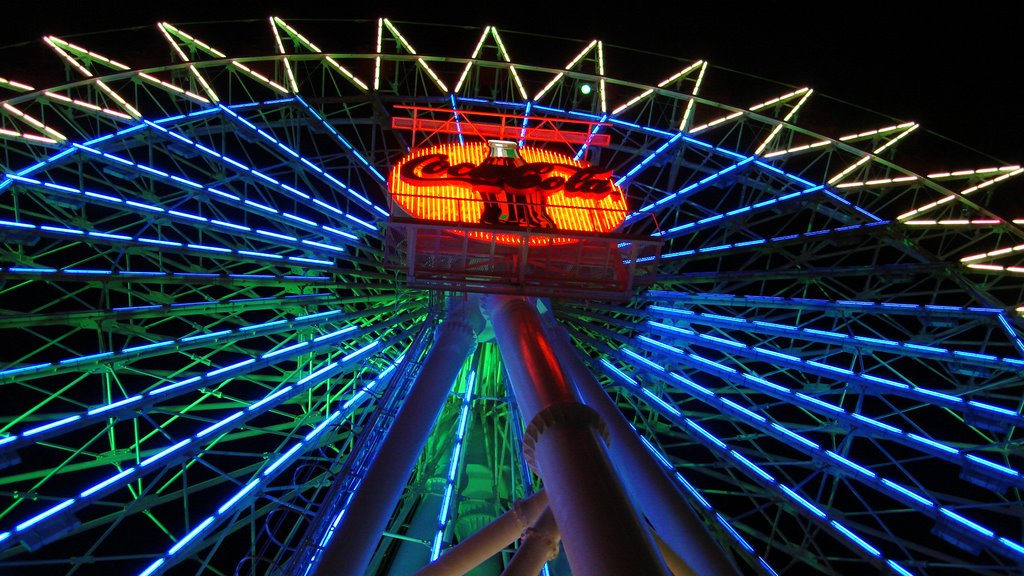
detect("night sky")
(1, 1), (1020, 162)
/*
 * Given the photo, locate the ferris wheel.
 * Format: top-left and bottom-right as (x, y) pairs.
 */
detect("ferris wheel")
(0, 18), (1021, 576)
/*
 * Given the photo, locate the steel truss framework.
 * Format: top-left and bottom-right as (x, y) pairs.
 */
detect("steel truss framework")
(0, 17), (1021, 576)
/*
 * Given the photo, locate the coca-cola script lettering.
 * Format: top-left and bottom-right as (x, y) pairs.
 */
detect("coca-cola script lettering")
(398, 153), (615, 199)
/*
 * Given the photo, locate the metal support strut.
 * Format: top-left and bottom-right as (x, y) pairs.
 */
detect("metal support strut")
(541, 311), (738, 576)
(414, 490), (549, 576)
(500, 507), (561, 576)
(485, 295), (669, 576)
(313, 295), (484, 576)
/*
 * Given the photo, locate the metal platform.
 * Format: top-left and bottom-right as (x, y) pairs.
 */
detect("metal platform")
(386, 218), (662, 300)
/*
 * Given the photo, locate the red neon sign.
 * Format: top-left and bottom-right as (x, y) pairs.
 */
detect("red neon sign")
(389, 141), (627, 245)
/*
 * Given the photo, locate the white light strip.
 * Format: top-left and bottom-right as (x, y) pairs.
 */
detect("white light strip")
(755, 89), (813, 155)
(270, 18), (300, 93)
(612, 60), (703, 116)
(828, 124), (918, 185)
(491, 28), (528, 100)
(0, 76), (34, 92)
(534, 40), (597, 102)
(898, 168), (1024, 221)
(382, 19), (448, 93)
(3, 102), (67, 142)
(454, 26), (490, 93)
(271, 17), (368, 91)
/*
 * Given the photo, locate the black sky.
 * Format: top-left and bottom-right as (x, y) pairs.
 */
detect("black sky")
(2, 1), (1020, 163)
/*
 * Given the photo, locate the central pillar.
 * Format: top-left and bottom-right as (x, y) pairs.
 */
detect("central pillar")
(485, 295), (669, 576)
(542, 313), (738, 576)
(314, 295), (484, 576)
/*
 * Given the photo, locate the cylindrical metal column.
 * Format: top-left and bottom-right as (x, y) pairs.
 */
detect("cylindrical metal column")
(414, 490), (548, 576)
(486, 295), (669, 576)
(500, 507), (560, 576)
(314, 296), (484, 576)
(651, 529), (698, 576)
(542, 315), (738, 576)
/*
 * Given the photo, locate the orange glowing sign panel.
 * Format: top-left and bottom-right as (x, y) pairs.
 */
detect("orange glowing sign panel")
(388, 141), (627, 245)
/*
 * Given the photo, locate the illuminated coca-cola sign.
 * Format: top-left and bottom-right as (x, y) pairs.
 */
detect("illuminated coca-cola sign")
(388, 141), (627, 239)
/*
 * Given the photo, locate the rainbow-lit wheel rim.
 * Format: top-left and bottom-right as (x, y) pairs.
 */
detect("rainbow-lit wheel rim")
(0, 19), (1022, 576)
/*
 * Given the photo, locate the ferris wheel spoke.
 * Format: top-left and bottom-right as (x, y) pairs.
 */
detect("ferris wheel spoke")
(659, 220), (892, 262)
(656, 183), (826, 240)
(623, 314), (1024, 432)
(4, 110), (378, 254)
(4, 174), (350, 260)
(0, 292), (336, 330)
(134, 122), (380, 245)
(602, 369), (908, 572)
(0, 217), (345, 274)
(597, 347), (1024, 569)
(569, 314), (1021, 477)
(633, 430), (784, 575)
(31, 143), (369, 251)
(0, 312), (415, 459)
(0, 320), (414, 556)
(634, 155), (758, 217)
(570, 304), (1024, 567)
(292, 95), (388, 188)
(645, 304), (1024, 375)
(0, 303), (399, 384)
(212, 103), (389, 223)
(0, 267), (342, 292)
